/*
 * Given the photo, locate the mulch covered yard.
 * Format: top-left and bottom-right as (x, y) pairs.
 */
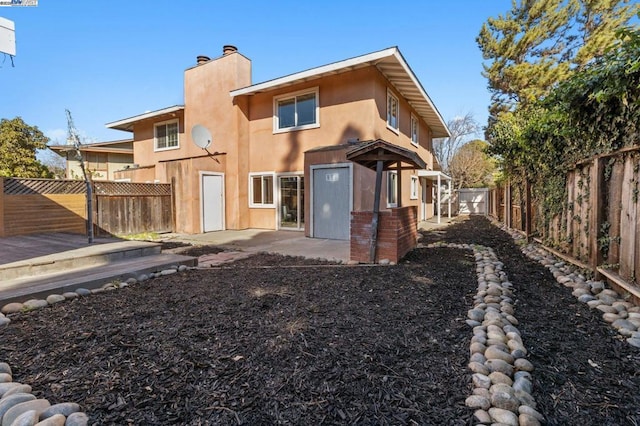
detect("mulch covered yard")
(1, 216), (639, 425)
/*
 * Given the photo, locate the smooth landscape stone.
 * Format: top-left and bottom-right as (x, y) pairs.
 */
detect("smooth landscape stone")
(35, 413), (66, 426)
(40, 402), (81, 419)
(471, 335), (487, 345)
(505, 314), (519, 325)
(0, 373), (11, 383)
(612, 319), (638, 331)
(602, 312), (621, 323)
(485, 359), (514, 376)
(472, 373), (491, 389)
(501, 305), (515, 315)
(470, 352), (487, 364)
(515, 389), (537, 408)
(489, 407), (519, 426)
(503, 324), (520, 335)
(0, 383), (20, 397)
(519, 405), (545, 421)
(578, 294), (596, 303)
(21, 300), (47, 310)
(519, 412), (542, 425)
(627, 337), (640, 348)
(178, 264), (188, 272)
(513, 376), (533, 394)
(45, 295), (65, 305)
(473, 409), (492, 424)
(596, 304), (618, 314)
(2, 399), (51, 426)
(466, 318), (482, 327)
(3, 385), (32, 397)
(90, 288), (105, 294)
(161, 269), (177, 276)
(0, 394), (37, 422)
(514, 358), (534, 372)
(468, 309), (485, 322)
(0, 317), (9, 327)
(74, 288), (91, 296)
(470, 342), (486, 355)
(472, 387), (490, 398)
(597, 294), (618, 305)
(62, 292), (78, 299)
(600, 289), (619, 298)
(125, 277), (137, 284)
(465, 395), (490, 410)
(7, 409), (39, 426)
(618, 328), (634, 337)
(65, 412), (89, 426)
(469, 362), (490, 375)
(514, 371), (532, 382)
(589, 281), (605, 293)
(485, 346), (514, 364)
(628, 312), (640, 319)
(0, 363), (10, 375)
(137, 274), (149, 282)
(572, 288), (590, 297)
(1, 303), (24, 314)
(118, 282), (129, 289)
(101, 282), (117, 290)
(491, 388), (520, 412)
(489, 371), (513, 386)
(587, 299), (603, 308)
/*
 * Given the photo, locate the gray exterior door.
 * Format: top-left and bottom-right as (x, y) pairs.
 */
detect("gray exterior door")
(202, 174), (224, 232)
(312, 166), (350, 240)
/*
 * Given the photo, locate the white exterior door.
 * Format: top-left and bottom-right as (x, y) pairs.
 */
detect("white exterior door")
(202, 174), (224, 232)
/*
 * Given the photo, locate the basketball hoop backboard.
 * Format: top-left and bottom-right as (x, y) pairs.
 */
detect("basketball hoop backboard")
(0, 17), (16, 56)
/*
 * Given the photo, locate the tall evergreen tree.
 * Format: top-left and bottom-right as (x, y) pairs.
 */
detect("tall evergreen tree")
(478, 0), (638, 117)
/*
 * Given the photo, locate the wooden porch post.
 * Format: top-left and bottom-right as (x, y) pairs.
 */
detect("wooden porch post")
(369, 157), (384, 263)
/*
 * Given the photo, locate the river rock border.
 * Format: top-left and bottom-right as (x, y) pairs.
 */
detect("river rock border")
(493, 221), (640, 349)
(424, 242), (543, 426)
(0, 263), (190, 426)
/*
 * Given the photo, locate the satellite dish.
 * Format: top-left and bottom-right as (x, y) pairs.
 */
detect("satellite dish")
(191, 124), (212, 149)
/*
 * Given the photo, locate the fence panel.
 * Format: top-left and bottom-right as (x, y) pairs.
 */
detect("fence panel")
(93, 182), (173, 236)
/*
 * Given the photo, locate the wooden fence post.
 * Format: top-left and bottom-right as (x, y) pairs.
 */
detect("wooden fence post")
(525, 179), (532, 241)
(0, 177), (4, 237)
(590, 157), (603, 279)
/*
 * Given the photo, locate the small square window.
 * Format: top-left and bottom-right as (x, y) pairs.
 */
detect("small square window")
(155, 120), (179, 151)
(274, 88), (319, 132)
(250, 174), (274, 207)
(411, 115), (419, 146)
(387, 171), (398, 207)
(387, 91), (399, 132)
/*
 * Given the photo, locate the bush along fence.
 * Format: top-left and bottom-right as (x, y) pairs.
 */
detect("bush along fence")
(489, 146), (640, 305)
(0, 178), (174, 238)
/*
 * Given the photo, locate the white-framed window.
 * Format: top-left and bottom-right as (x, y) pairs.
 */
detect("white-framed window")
(387, 171), (398, 207)
(387, 90), (399, 133)
(410, 175), (418, 199)
(274, 87), (319, 133)
(249, 173), (275, 208)
(154, 119), (179, 151)
(411, 114), (419, 146)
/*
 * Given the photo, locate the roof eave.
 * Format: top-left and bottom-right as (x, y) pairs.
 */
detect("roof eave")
(106, 105), (184, 132)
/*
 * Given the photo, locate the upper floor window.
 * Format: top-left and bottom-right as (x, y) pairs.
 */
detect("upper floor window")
(274, 87), (319, 133)
(387, 90), (399, 133)
(250, 173), (275, 207)
(411, 115), (419, 146)
(387, 171), (398, 207)
(155, 120), (179, 151)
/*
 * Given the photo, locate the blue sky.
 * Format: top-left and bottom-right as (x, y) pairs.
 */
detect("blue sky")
(0, 0), (511, 146)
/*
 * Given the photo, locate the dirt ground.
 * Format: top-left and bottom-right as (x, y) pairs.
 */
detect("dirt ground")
(1, 216), (639, 425)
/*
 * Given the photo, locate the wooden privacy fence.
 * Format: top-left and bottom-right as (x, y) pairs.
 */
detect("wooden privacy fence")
(489, 146), (640, 302)
(0, 178), (174, 238)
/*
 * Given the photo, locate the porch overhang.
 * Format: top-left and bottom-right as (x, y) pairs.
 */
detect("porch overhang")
(346, 139), (426, 171)
(417, 170), (452, 224)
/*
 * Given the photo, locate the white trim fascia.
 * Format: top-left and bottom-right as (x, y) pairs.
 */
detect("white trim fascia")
(106, 105), (184, 131)
(230, 47), (398, 97)
(418, 170), (452, 181)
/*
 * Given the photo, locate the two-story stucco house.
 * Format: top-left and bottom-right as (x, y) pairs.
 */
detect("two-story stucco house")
(49, 139), (134, 181)
(106, 45), (450, 240)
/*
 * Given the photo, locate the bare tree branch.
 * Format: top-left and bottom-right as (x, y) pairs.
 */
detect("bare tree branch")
(433, 112), (481, 173)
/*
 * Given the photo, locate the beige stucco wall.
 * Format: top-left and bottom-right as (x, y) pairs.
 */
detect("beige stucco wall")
(119, 55), (441, 233)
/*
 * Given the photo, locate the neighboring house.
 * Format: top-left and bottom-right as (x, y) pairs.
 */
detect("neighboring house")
(49, 139), (134, 181)
(106, 45), (451, 238)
